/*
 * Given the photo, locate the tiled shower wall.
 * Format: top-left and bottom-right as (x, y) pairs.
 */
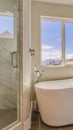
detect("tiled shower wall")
(0, 39), (17, 109)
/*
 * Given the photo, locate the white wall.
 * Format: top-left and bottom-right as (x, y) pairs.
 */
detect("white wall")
(31, 1), (73, 99)
(0, 0), (17, 12)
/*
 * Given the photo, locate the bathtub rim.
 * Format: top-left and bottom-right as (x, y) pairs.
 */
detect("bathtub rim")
(35, 78), (73, 90)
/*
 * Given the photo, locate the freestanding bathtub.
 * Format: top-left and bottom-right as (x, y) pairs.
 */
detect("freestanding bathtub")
(35, 78), (73, 127)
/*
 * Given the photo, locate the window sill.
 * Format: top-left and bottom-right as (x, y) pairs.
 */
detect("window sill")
(40, 64), (65, 68)
(64, 64), (73, 67)
(40, 64), (73, 68)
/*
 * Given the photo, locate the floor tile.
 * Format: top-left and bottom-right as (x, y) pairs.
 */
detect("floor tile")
(61, 125), (73, 130)
(31, 111), (73, 130)
(0, 109), (17, 129)
(30, 122), (40, 130)
(30, 122), (59, 130)
(40, 121), (59, 130)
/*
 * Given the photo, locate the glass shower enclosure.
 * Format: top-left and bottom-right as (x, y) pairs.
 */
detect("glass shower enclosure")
(0, 0), (20, 129)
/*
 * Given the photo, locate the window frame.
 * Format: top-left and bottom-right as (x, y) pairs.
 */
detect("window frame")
(0, 12), (14, 39)
(40, 16), (73, 67)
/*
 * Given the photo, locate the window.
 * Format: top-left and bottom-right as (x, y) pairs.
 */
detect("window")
(41, 17), (73, 66)
(0, 13), (14, 38)
(65, 23), (73, 64)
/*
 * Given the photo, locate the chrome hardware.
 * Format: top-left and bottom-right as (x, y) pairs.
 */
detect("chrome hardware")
(33, 65), (44, 82)
(11, 51), (18, 68)
(29, 48), (35, 56)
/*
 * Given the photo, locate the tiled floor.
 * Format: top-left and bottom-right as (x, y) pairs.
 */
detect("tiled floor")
(0, 109), (17, 129)
(31, 122), (73, 130)
(30, 111), (73, 130)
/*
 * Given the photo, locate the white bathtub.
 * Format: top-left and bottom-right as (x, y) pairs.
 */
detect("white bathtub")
(35, 78), (73, 127)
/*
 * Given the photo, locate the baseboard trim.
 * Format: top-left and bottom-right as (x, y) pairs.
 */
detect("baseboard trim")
(24, 117), (31, 130)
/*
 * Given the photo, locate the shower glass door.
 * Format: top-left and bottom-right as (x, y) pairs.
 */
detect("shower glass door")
(0, 0), (19, 129)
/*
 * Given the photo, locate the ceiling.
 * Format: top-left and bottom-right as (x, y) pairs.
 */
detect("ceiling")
(32, 0), (73, 5)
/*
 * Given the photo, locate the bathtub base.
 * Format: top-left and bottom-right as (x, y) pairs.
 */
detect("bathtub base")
(41, 119), (73, 128)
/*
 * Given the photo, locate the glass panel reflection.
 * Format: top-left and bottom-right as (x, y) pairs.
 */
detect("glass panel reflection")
(0, 0), (19, 129)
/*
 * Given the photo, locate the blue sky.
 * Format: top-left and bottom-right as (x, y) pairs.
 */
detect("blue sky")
(65, 23), (73, 54)
(41, 20), (73, 56)
(0, 16), (13, 34)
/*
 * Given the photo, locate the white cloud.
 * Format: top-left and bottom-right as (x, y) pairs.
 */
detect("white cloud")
(41, 44), (73, 62)
(42, 45), (54, 50)
(42, 50), (73, 61)
(41, 50), (61, 61)
(66, 54), (73, 59)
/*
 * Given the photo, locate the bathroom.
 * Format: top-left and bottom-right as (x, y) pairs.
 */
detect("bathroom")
(0, 0), (73, 130)
(30, 0), (73, 130)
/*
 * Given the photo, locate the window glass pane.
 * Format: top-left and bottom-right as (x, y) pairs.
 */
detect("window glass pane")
(41, 19), (62, 66)
(0, 15), (13, 38)
(65, 22), (73, 64)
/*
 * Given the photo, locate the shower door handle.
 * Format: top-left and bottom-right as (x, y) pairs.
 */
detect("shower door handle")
(11, 51), (18, 68)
